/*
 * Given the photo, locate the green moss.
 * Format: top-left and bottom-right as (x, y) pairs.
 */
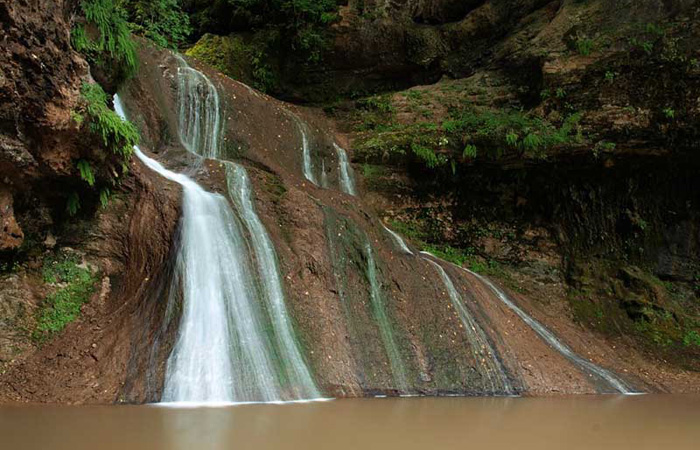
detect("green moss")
(33, 255), (99, 342)
(186, 34), (278, 93)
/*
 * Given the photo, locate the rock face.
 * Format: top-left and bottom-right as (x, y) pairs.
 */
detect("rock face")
(0, 189), (23, 250)
(340, 0), (700, 368)
(0, 0), (89, 250)
(0, 1), (184, 403)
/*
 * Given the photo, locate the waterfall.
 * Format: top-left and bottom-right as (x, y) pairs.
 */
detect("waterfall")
(176, 60), (222, 159)
(116, 97), (281, 403)
(291, 115), (318, 185)
(225, 163), (320, 399)
(334, 143), (356, 196)
(423, 259), (514, 395)
(365, 241), (409, 391)
(382, 224), (414, 255)
(463, 267), (635, 394)
(113, 58), (322, 404)
(320, 159), (330, 188)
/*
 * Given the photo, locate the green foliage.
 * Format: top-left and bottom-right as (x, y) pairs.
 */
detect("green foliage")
(34, 254), (98, 342)
(118, 0), (191, 48)
(81, 83), (139, 162)
(604, 71), (615, 83)
(70, 110), (85, 126)
(575, 38), (594, 56)
(99, 188), (112, 208)
(423, 244), (473, 267)
(662, 107), (676, 119)
(463, 144), (477, 158)
(221, 0), (339, 63)
(73, 0), (137, 78)
(77, 160), (96, 186)
(443, 106), (582, 159)
(592, 141), (616, 158)
(186, 34), (278, 92)
(410, 142), (447, 169)
(66, 192), (81, 216)
(65, 83), (138, 215)
(684, 330), (700, 347)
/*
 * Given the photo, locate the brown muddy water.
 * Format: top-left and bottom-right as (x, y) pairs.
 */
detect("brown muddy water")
(1, 396), (699, 450)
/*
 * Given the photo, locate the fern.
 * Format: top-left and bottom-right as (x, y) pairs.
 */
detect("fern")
(81, 82), (138, 161)
(463, 144), (477, 158)
(66, 192), (81, 216)
(74, 0), (138, 77)
(99, 188), (111, 208)
(77, 160), (96, 186)
(411, 143), (443, 168)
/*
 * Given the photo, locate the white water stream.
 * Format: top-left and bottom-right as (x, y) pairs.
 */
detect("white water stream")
(424, 259), (514, 394)
(334, 143), (356, 196)
(113, 57), (320, 404)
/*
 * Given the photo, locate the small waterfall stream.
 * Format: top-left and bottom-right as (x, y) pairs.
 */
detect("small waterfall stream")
(225, 164), (321, 399)
(115, 98), (281, 403)
(176, 59), (222, 158)
(291, 115), (318, 185)
(365, 241), (409, 391)
(424, 259), (514, 395)
(382, 225), (414, 255)
(334, 143), (356, 196)
(463, 268), (635, 394)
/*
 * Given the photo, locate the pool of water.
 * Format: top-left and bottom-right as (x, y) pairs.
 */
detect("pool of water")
(1, 395), (698, 449)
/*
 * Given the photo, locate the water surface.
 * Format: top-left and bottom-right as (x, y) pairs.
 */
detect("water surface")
(2, 396), (698, 450)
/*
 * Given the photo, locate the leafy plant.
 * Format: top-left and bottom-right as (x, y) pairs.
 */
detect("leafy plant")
(67, 192), (81, 216)
(463, 144), (477, 158)
(220, 0), (339, 63)
(605, 71), (615, 83)
(77, 160), (96, 186)
(73, 0), (138, 79)
(662, 107), (675, 119)
(683, 330), (700, 347)
(576, 38), (594, 56)
(118, 0), (191, 48)
(81, 83), (138, 163)
(99, 188), (112, 208)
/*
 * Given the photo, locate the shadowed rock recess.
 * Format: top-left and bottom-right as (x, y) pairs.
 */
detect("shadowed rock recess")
(0, 0), (699, 403)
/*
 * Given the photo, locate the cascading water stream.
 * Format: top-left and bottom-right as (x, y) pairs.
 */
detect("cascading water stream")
(175, 57), (222, 159)
(419, 251), (635, 394)
(424, 259), (514, 395)
(113, 57), (322, 403)
(291, 115), (318, 185)
(225, 164), (321, 399)
(115, 97), (281, 403)
(382, 225), (414, 255)
(334, 143), (356, 196)
(365, 242), (409, 392)
(462, 266), (636, 394)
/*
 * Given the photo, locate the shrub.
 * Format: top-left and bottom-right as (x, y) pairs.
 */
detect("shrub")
(443, 106), (582, 159)
(118, 0), (191, 49)
(215, 0), (340, 63)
